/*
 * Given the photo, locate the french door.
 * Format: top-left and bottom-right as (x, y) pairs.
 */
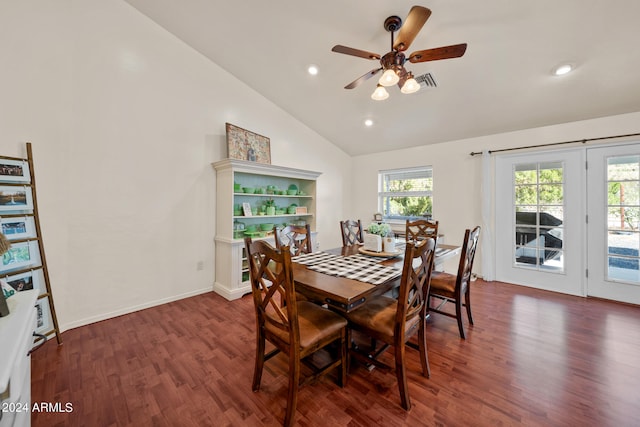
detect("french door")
(587, 144), (640, 305)
(495, 143), (640, 304)
(495, 149), (584, 296)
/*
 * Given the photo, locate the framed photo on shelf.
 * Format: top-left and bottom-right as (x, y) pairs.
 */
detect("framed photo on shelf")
(295, 206), (308, 214)
(226, 123), (271, 164)
(3, 268), (44, 295)
(242, 202), (252, 217)
(0, 240), (40, 274)
(0, 215), (36, 240)
(35, 297), (52, 334)
(0, 159), (30, 183)
(0, 185), (33, 211)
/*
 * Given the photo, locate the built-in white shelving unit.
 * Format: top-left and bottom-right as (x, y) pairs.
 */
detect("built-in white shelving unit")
(212, 159), (321, 300)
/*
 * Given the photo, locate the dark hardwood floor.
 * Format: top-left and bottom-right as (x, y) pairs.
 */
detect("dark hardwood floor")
(31, 280), (640, 426)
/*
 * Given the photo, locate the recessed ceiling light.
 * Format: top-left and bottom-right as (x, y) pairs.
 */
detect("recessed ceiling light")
(364, 119), (374, 127)
(553, 64), (573, 76)
(307, 64), (319, 75)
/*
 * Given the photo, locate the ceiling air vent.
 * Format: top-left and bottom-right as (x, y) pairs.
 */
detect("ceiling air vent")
(415, 72), (437, 89)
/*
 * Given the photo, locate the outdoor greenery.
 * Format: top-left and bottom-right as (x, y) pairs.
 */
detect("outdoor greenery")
(607, 159), (640, 230)
(382, 175), (432, 218)
(514, 164), (563, 206)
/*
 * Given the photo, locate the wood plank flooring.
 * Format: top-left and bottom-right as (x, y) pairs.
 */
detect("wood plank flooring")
(31, 280), (640, 426)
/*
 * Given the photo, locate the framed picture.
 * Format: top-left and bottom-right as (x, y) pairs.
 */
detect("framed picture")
(1, 215), (36, 240)
(0, 159), (30, 183)
(35, 297), (52, 334)
(295, 206), (308, 214)
(242, 202), (252, 217)
(226, 123), (271, 164)
(3, 268), (44, 295)
(0, 240), (40, 273)
(0, 185), (33, 211)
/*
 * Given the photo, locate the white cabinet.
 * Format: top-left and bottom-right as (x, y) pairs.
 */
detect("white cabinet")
(212, 159), (321, 300)
(0, 290), (38, 427)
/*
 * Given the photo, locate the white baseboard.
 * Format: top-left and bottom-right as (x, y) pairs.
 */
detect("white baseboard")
(59, 286), (214, 333)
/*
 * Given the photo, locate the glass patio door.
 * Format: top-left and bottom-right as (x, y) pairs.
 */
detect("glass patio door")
(495, 149), (584, 296)
(586, 144), (640, 304)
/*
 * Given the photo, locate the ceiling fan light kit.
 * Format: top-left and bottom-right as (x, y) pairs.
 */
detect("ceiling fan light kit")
(332, 5), (467, 101)
(371, 84), (390, 101)
(379, 68), (400, 86)
(400, 73), (420, 94)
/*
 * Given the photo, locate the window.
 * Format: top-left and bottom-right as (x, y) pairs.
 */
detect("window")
(513, 162), (564, 272)
(378, 166), (433, 221)
(606, 155), (640, 282)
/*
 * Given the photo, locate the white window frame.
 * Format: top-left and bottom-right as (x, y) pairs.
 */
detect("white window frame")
(378, 166), (433, 222)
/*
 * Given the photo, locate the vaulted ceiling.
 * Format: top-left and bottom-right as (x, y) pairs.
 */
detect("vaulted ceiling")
(125, 1), (640, 156)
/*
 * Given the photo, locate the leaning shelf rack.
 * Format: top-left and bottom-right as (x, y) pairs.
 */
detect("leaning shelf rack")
(0, 142), (62, 346)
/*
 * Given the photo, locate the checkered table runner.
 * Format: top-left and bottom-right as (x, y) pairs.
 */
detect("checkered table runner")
(291, 251), (340, 266)
(292, 252), (401, 285)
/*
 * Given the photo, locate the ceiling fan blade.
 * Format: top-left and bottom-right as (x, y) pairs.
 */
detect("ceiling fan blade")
(332, 45), (381, 60)
(344, 68), (383, 89)
(393, 6), (432, 52)
(408, 43), (468, 63)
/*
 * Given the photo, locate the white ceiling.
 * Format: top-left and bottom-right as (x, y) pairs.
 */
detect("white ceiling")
(124, 0), (640, 156)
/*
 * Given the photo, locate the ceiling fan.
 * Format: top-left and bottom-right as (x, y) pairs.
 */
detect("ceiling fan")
(331, 5), (467, 100)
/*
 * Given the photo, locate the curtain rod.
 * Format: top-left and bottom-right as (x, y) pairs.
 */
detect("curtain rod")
(469, 132), (640, 156)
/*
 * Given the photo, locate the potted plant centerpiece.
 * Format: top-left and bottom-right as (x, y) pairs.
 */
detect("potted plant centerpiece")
(364, 222), (395, 252)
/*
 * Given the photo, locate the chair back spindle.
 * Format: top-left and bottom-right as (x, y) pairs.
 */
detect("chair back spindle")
(406, 219), (439, 244)
(340, 219), (364, 246)
(274, 224), (313, 256)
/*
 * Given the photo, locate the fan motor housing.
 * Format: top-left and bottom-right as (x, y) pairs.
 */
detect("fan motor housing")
(381, 51), (406, 69)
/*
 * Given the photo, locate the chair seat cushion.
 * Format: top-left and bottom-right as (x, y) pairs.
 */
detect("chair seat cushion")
(430, 271), (457, 295)
(345, 296), (419, 338)
(266, 301), (347, 349)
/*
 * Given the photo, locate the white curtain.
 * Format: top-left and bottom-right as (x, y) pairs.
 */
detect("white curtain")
(481, 150), (495, 281)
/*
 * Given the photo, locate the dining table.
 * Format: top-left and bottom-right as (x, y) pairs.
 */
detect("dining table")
(291, 242), (460, 313)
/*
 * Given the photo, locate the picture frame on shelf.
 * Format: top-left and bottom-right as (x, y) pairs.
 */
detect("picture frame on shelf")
(0, 185), (33, 211)
(3, 268), (44, 295)
(242, 202), (252, 217)
(35, 297), (52, 334)
(0, 240), (40, 274)
(0, 159), (30, 183)
(295, 206), (308, 214)
(226, 123), (271, 164)
(1, 215), (36, 240)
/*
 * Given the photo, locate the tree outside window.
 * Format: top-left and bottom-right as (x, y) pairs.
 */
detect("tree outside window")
(378, 167), (432, 220)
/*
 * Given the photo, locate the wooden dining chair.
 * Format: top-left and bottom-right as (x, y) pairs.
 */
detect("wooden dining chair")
(428, 226), (481, 339)
(244, 238), (348, 427)
(345, 238), (436, 411)
(274, 224), (313, 256)
(339, 219), (364, 246)
(406, 219), (439, 244)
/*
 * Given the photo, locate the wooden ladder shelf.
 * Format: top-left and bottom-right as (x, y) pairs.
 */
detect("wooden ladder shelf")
(0, 142), (62, 346)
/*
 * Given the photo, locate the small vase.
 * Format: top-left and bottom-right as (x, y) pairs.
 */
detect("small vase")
(383, 236), (396, 253)
(266, 206), (275, 216)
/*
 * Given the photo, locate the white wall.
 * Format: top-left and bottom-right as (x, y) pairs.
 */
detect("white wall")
(0, 1), (352, 331)
(352, 111), (640, 276)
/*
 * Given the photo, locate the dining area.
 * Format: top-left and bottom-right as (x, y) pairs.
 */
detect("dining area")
(29, 220), (640, 426)
(244, 218), (480, 426)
